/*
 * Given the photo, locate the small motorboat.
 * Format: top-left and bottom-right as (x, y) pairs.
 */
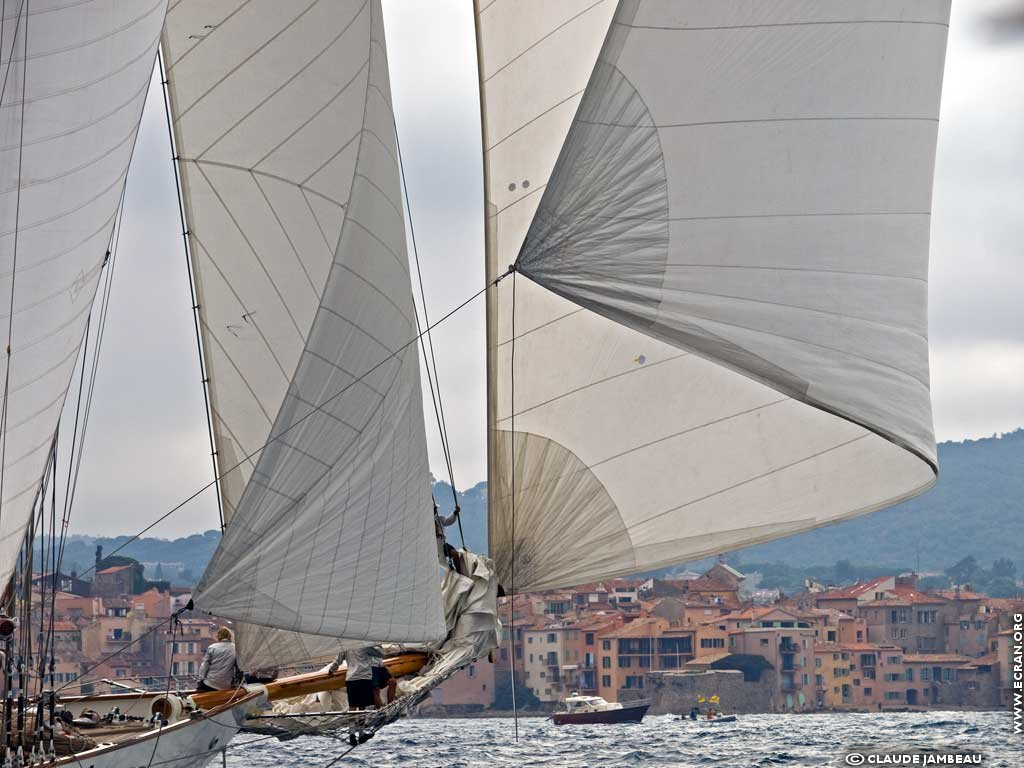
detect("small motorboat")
(551, 693), (649, 726)
(680, 712), (738, 724)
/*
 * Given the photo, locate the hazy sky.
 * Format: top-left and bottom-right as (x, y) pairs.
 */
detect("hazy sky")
(66, 1), (1024, 538)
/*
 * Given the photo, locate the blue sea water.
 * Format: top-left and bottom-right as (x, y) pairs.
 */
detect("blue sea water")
(225, 712), (1022, 767)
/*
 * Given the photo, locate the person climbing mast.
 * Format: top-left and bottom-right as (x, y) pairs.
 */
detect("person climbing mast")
(433, 500), (462, 572)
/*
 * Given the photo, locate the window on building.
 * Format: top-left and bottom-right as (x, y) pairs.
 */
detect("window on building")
(920, 668), (930, 681)
(545, 688), (551, 695)
(187, 661), (195, 675)
(172, 643), (179, 654)
(602, 640), (611, 651)
(885, 691), (903, 701)
(547, 633), (556, 643)
(468, 665), (476, 678)
(815, 657), (822, 668)
(815, 675), (823, 686)
(602, 657), (611, 669)
(528, 637), (533, 644)
(540, 671), (546, 679)
(905, 669), (913, 681)
(864, 687), (872, 696)
(802, 674), (809, 685)
(602, 675), (611, 688)
(586, 633), (594, 646)
(760, 638), (769, 647)
(529, 654), (534, 663)
(618, 657), (632, 668)
(887, 656), (900, 665)
(942, 668), (955, 682)
(826, 631), (837, 642)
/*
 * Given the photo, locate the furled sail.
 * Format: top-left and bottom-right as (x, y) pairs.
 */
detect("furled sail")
(0, 0), (165, 587)
(478, 0), (949, 591)
(164, 0), (445, 661)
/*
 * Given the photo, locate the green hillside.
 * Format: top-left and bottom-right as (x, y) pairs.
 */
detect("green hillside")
(729, 428), (1024, 571)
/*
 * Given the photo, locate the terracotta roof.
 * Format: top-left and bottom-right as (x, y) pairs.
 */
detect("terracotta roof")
(861, 599), (911, 607)
(96, 564), (134, 575)
(52, 620), (78, 632)
(686, 651), (732, 665)
(838, 642), (886, 652)
(815, 576), (892, 601)
(935, 589), (984, 601)
(960, 652), (999, 668)
(891, 587), (946, 605)
(571, 616), (620, 632)
(680, 577), (736, 592)
(599, 618), (666, 639)
(902, 654), (973, 664)
(572, 582), (610, 594)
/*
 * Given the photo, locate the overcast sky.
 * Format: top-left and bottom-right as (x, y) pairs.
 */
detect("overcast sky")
(65, 1), (1024, 538)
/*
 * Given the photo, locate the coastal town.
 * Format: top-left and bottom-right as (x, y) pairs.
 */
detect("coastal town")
(27, 549), (1022, 717)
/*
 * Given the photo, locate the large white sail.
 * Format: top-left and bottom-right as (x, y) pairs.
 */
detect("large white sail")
(479, 0), (948, 591)
(165, 0), (445, 660)
(0, 0), (165, 587)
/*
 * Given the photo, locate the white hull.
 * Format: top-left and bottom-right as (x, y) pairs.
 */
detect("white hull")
(51, 690), (264, 768)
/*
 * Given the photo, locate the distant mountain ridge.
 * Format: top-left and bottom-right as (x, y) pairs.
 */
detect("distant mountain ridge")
(435, 429), (1024, 573)
(48, 429), (1021, 586)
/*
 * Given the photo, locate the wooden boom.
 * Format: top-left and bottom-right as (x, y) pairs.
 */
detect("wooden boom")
(190, 652), (429, 710)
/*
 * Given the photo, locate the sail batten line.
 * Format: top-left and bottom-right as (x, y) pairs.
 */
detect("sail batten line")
(482, 0), (608, 84)
(181, 157), (351, 210)
(191, 162), (310, 342)
(623, 20), (949, 32)
(575, 116), (939, 129)
(169, 0), (322, 124)
(195, 0), (370, 162)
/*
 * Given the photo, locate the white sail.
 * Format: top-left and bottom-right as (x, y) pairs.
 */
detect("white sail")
(0, 0), (165, 586)
(166, 0), (444, 657)
(479, 0), (948, 591)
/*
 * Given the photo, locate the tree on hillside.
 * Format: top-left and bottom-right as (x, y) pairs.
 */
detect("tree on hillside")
(991, 558), (1017, 579)
(986, 577), (1020, 598)
(919, 574), (951, 590)
(834, 559), (857, 585)
(946, 555), (979, 585)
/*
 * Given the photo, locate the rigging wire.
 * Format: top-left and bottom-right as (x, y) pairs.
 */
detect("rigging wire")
(74, 269), (513, 581)
(157, 46), (225, 531)
(508, 268), (518, 741)
(393, 119), (464, 548)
